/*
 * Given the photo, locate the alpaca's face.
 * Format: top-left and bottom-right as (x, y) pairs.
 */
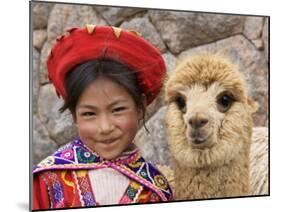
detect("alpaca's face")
(176, 82), (230, 150)
(165, 54), (258, 168)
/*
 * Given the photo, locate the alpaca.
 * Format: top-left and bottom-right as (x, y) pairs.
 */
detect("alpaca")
(164, 53), (259, 200)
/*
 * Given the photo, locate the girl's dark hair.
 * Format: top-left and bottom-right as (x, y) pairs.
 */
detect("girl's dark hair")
(59, 59), (148, 131)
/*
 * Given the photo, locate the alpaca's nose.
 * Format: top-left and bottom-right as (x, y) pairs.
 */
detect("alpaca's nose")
(188, 113), (209, 129)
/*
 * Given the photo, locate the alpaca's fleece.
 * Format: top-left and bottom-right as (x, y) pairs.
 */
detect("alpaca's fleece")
(250, 127), (268, 195)
(165, 54), (258, 200)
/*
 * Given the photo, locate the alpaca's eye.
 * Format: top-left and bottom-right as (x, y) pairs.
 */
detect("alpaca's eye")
(175, 96), (186, 113)
(217, 93), (235, 113)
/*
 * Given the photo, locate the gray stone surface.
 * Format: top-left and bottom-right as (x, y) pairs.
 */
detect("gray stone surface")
(252, 39), (264, 50)
(39, 40), (55, 84)
(32, 2), (54, 30)
(244, 16), (264, 40)
(33, 30), (47, 50)
(149, 10), (245, 54)
(120, 16), (166, 52)
(38, 84), (78, 146)
(32, 48), (40, 114)
(145, 88), (165, 121)
(33, 115), (58, 165)
(135, 107), (171, 166)
(162, 52), (177, 74)
(262, 18), (269, 62)
(95, 6), (146, 26)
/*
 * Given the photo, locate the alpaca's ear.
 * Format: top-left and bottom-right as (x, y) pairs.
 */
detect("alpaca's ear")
(247, 96), (259, 113)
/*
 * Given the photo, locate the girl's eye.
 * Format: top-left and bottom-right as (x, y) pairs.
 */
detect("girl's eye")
(113, 107), (126, 113)
(81, 112), (95, 117)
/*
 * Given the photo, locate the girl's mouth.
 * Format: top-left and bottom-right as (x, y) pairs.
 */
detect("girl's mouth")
(100, 137), (120, 145)
(103, 139), (116, 144)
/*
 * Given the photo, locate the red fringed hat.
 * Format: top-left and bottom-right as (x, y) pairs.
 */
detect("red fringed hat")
(47, 24), (166, 105)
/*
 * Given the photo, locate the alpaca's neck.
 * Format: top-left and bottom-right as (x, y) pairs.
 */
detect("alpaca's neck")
(173, 155), (250, 200)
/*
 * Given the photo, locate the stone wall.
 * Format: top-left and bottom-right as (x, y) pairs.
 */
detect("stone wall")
(32, 2), (269, 165)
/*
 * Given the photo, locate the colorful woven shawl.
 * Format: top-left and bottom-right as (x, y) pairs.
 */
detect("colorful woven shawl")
(33, 138), (173, 204)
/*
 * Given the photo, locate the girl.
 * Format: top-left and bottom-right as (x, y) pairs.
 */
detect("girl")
(33, 25), (173, 210)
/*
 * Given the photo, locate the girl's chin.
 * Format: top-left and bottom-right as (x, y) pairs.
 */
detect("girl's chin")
(95, 148), (123, 160)
(99, 152), (120, 160)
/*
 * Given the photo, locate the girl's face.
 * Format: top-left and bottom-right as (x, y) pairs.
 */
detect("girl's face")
(75, 76), (142, 160)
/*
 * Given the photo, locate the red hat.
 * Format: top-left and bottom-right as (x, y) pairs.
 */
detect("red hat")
(47, 24), (166, 105)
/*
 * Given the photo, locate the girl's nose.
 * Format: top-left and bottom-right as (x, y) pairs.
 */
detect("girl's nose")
(98, 114), (115, 135)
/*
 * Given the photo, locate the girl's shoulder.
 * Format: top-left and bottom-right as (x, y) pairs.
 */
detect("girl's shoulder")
(128, 154), (168, 179)
(33, 138), (99, 174)
(124, 154), (173, 200)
